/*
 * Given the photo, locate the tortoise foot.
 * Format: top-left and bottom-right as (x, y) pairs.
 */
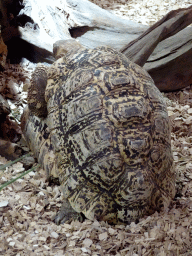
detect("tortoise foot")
(54, 199), (84, 224)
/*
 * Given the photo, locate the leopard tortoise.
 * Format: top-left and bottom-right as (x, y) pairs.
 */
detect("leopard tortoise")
(21, 39), (175, 224)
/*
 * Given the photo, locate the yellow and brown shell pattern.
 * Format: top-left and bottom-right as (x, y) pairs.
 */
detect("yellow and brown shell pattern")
(22, 45), (175, 224)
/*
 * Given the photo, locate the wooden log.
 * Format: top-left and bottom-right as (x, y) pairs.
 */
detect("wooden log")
(120, 5), (192, 91)
(146, 27), (192, 91)
(121, 6), (192, 66)
(1, 0), (192, 91)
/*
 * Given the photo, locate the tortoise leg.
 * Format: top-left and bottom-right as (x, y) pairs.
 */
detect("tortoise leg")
(22, 108), (83, 224)
(21, 106), (56, 178)
(54, 199), (84, 224)
(27, 64), (48, 118)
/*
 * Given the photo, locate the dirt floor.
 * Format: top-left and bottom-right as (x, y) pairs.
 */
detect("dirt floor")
(0, 0), (192, 255)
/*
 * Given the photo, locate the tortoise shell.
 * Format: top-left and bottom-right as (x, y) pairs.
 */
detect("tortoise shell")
(21, 40), (175, 224)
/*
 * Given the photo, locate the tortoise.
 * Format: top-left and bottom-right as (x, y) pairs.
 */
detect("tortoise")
(21, 39), (175, 224)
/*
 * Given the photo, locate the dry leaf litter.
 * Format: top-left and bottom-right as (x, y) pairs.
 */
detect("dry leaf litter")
(1, 1), (192, 255)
